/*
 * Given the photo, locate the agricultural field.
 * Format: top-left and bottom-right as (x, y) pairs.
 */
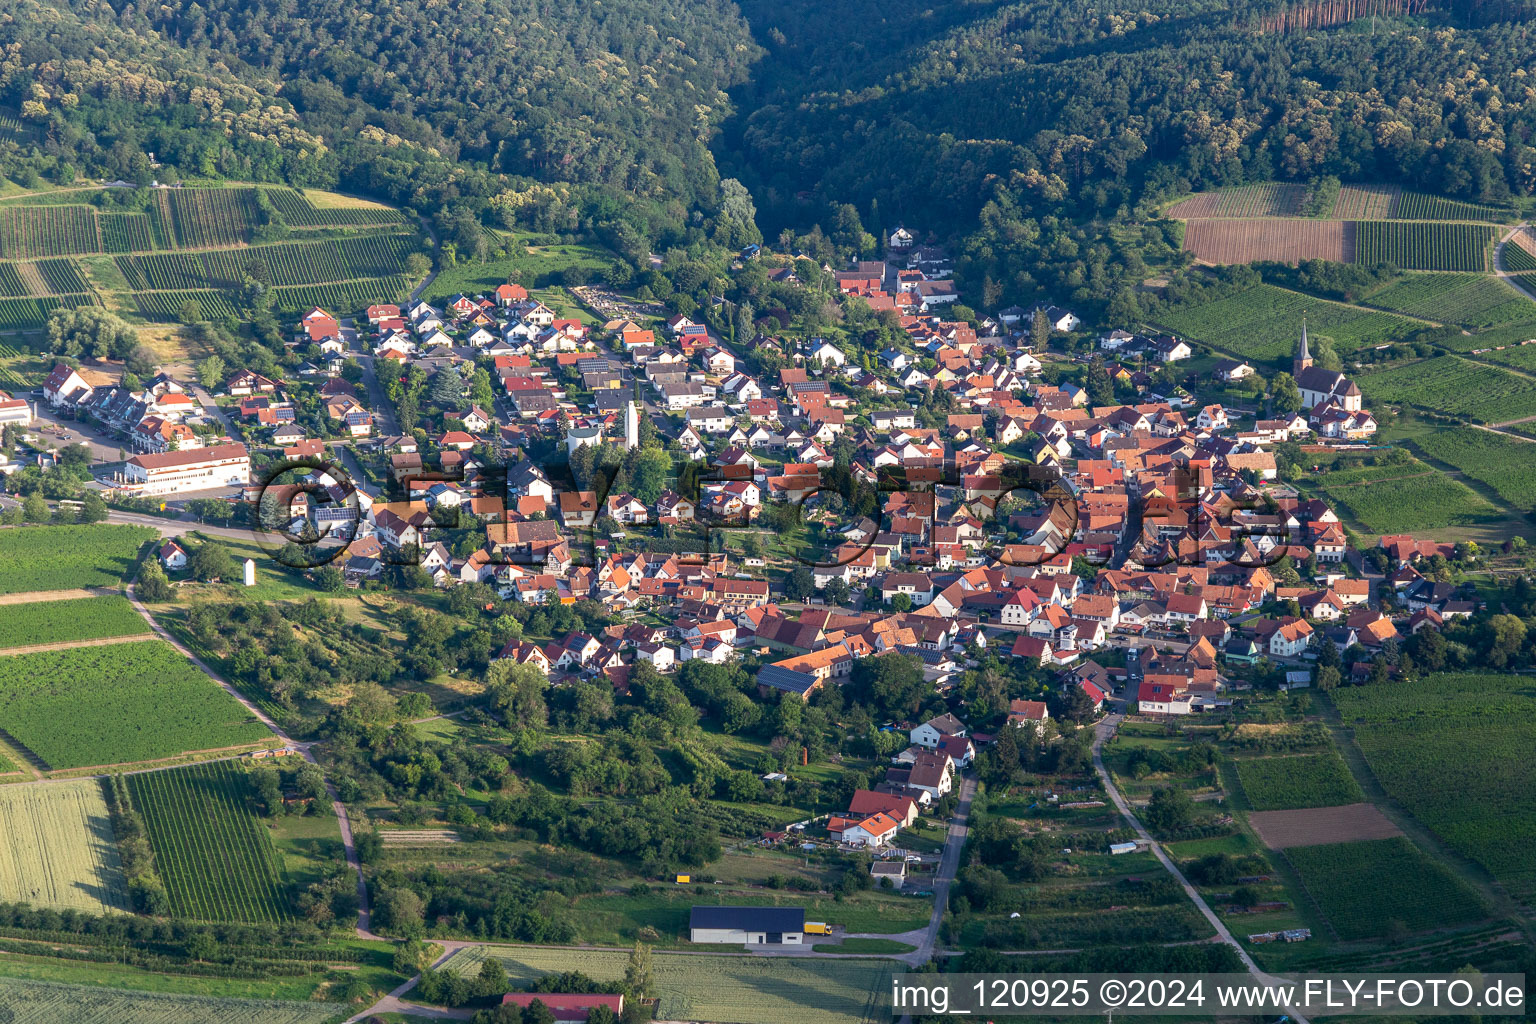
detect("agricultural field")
(1183, 219), (1348, 264)
(0, 204), (100, 257)
(0, 978), (342, 1024)
(1477, 338), (1536, 372)
(271, 276), (412, 314)
(36, 258), (87, 293)
(0, 594), (150, 649)
(117, 234), (414, 291)
(1501, 232), (1536, 271)
(1357, 356), (1536, 424)
(422, 240), (613, 297)
(1320, 471), (1499, 534)
(1167, 183), (1307, 219)
(0, 642), (271, 769)
(446, 945), (896, 1024)
(132, 289), (242, 321)
(1409, 427), (1536, 511)
(1396, 192), (1514, 222)
(0, 294), (93, 327)
(0, 261), (24, 295)
(1284, 837), (1488, 940)
(1156, 283), (1416, 362)
(1233, 752), (1364, 811)
(1332, 673), (1536, 907)
(265, 187), (406, 227)
(1354, 222), (1494, 272)
(128, 760), (293, 923)
(157, 188), (258, 248)
(1331, 185), (1397, 219)
(1364, 273), (1536, 328)
(1248, 803), (1403, 849)
(0, 524), (156, 594)
(0, 779), (131, 914)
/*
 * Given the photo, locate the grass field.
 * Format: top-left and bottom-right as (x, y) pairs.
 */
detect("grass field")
(1357, 355), (1536, 424)
(0, 779), (131, 914)
(422, 241), (612, 298)
(558, 887), (928, 944)
(1332, 674), (1536, 907)
(0, 524), (156, 594)
(1285, 837), (1487, 940)
(1408, 427), (1536, 511)
(128, 760), (293, 924)
(1234, 752), (1365, 811)
(0, 978), (342, 1024)
(1156, 283), (1417, 363)
(1319, 469), (1498, 533)
(1364, 273), (1536, 328)
(445, 946), (896, 1024)
(0, 595), (150, 649)
(0, 642), (270, 769)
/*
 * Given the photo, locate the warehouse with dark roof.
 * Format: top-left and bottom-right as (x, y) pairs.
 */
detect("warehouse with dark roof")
(688, 905), (806, 945)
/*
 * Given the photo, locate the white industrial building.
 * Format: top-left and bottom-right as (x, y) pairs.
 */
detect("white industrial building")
(688, 906), (805, 945)
(118, 442), (251, 496)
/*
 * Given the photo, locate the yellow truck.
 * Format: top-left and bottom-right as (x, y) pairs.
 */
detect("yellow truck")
(804, 921), (832, 936)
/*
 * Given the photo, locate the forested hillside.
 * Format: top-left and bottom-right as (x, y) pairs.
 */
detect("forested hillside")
(718, 0), (1536, 311)
(5, 0), (1536, 312)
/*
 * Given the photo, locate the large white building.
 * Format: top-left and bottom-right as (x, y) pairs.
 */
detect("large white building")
(688, 906), (805, 945)
(119, 442), (250, 496)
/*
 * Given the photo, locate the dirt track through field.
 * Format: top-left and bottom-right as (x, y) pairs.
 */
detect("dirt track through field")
(0, 588), (109, 606)
(0, 634), (154, 657)
(1249, 802), (1403, 849)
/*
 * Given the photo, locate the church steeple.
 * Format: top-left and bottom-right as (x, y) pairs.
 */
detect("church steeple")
(1294, 316), (1312, 376)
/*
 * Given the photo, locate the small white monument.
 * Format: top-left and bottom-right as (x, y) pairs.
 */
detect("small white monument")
(625, 399), (640, 449)
(243, 558), (256, 587)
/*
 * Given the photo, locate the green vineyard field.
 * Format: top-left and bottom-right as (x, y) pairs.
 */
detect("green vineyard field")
(0, 595), (150, 650)
(1332, 673), (1536, 906)
(1320, 471), (1497, 534)
(0, 524), (155, 593)
(1156, 284), (1416, 362)
(0, 978), (341, 1024)
(35, 257), (88, 294)
(272, 276), (411, 313)
(1365, 273), (1536, 328)
(1395, 192), (1514, 222)
(1410, 427), (1536, 511)
(0, 642), (270, 769)
(1285, 837), (1487, 940)
(1234, 752), (1364, 811)
(128, 760), (293, 923)
(1355, 222), (1495, 271)
(132, 289), (242, 321)
(1357, 355), (1536, 424)
(118, 234), (413, 291)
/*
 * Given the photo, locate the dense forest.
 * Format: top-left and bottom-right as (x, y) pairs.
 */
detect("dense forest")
(6, 0), (1536, 311)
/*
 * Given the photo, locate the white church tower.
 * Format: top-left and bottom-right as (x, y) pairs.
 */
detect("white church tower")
(625, 399), (640, 449)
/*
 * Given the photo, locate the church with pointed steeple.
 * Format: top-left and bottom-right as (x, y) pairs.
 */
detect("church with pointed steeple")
(1293, 317), (1313, 377)
(1291, 319), (1372, 438)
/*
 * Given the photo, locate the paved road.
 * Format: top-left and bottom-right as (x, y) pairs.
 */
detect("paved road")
(913, 773), (975, 965)
(107, 509), (256, 543)
(1090, 713), (1311, 1024)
